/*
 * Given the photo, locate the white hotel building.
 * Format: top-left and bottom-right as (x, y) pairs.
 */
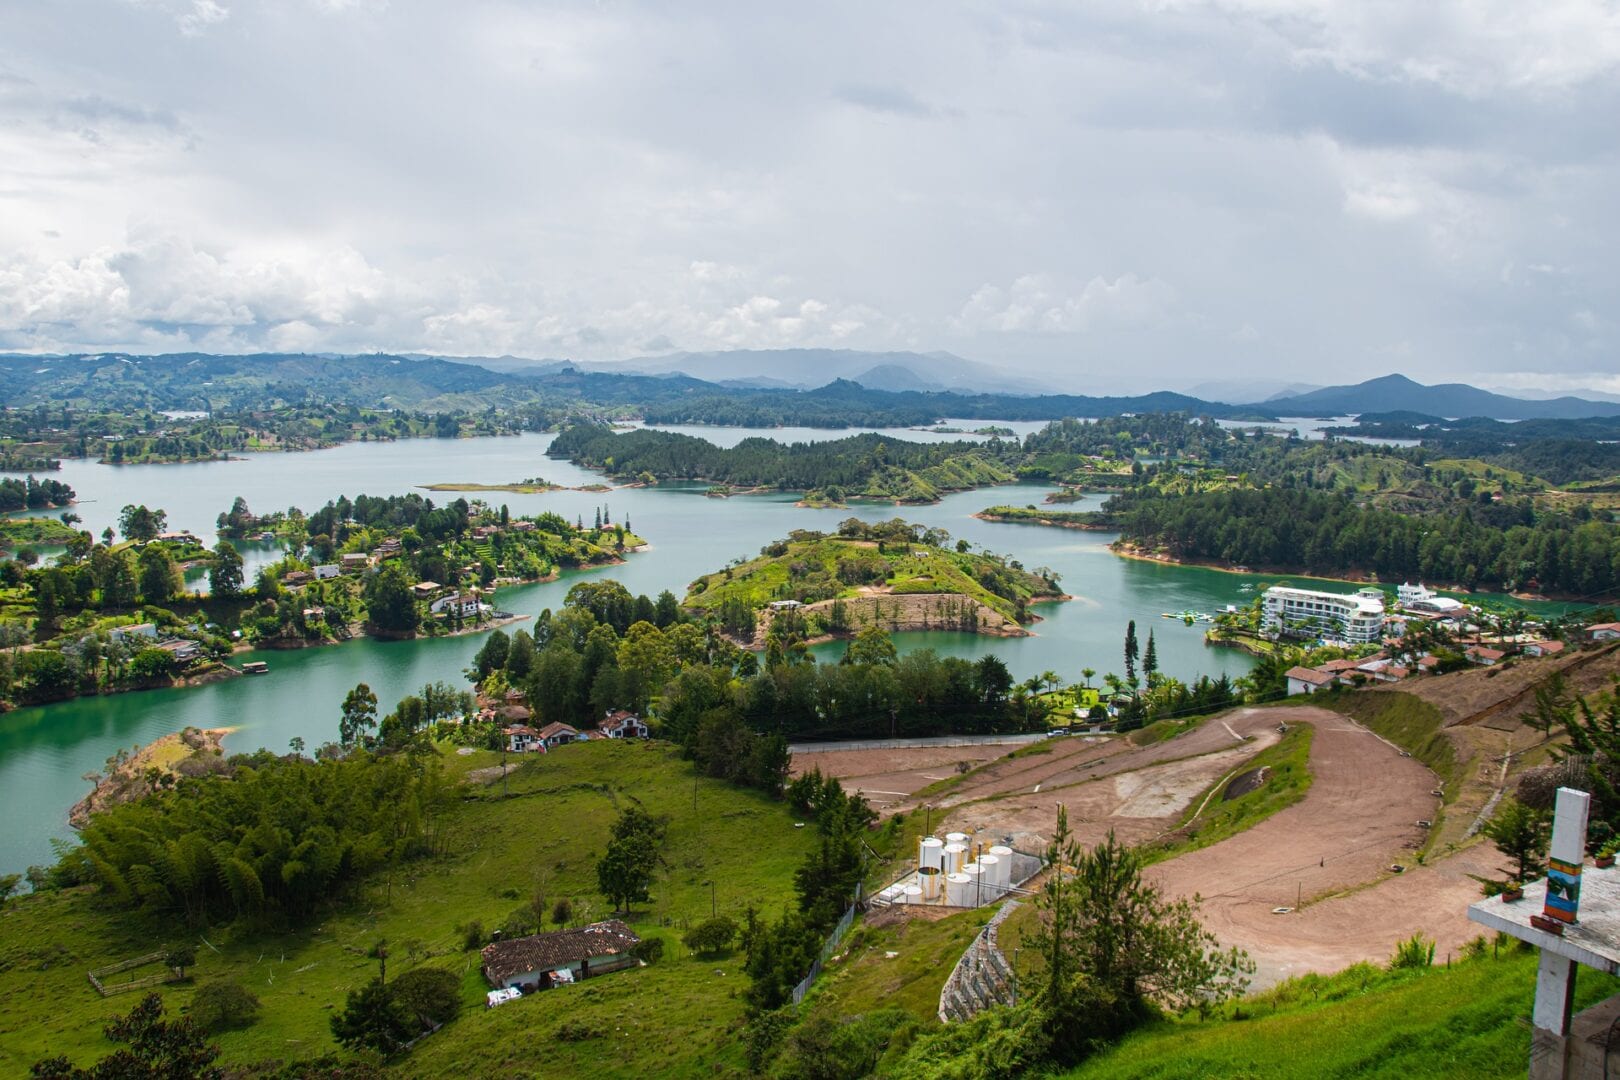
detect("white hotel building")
(1261, 585), (1387, 644)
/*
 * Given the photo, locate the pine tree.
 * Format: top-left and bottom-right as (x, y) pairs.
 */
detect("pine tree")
(1123, 621), (1139, 687)
(1144, 631), (1158, 684)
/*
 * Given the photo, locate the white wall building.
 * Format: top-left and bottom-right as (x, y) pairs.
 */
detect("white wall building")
(1262, 585), (1386, 644)
(1396, 581), (1465, 617)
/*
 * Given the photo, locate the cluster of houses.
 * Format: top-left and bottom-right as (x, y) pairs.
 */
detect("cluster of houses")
(499, 707), (650, 754)
(1284, 614), (1609, 697)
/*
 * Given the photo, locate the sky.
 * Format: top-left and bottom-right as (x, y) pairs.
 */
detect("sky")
(1, 0), (1617, 393)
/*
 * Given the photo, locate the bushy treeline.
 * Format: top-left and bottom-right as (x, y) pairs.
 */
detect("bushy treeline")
(65, 751), (453, 925)
(0, 474), (73, 511)
(1112, 486), (1620, 595)
(550, 423), (1012, 494)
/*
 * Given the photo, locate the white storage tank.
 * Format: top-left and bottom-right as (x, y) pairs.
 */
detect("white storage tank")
(977, 854), (1002, 898)
(944, 872), (971, 907)
(946, 831), (969, 849)
(902, 885), (922, 905)
(989, 845), (1015, 888)
(919, 837), (945, 872)
(943, 843), (968, 875)
(961, 863), (985, 907)
(917, 865), (942, 902)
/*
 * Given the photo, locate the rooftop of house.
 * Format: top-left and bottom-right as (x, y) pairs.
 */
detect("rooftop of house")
(537, 721), (577, 739)
(480, 920), (641, 984)
(1285, 665), (1337, 687)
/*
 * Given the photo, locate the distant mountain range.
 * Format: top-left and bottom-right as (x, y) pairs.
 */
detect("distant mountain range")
(1250, 373), (1620, 420)
(5, 351), (1615, 424)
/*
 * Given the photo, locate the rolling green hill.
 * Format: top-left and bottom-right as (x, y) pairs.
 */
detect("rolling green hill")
(0, 740), (814, 1078)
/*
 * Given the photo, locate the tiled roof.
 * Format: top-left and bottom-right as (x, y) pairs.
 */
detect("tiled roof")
(481, 920), (640, 983)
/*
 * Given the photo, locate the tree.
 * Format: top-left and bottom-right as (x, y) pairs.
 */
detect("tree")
(1081, 668), (1096, 688)
(1143, 631), (1158, 684)
(389, 966), (462, 1030)
(1484, 797), (1548, 884)
(596, 806), (662, 914)
(844, 625), (897, 667)
(0, 872), (19, 907)
(684, 916), (738, 956)
(363, 562), (419, 635)
(137, 546), (181, 604)
(340, 683), (380, 749)
(189, 982), (260, 1033)
(1029, 810), (1252, 1062)
(118, 504), (167, 544)
(165, 944), (197, 979)
(129, 647), (178, 682)
(1123, 621), (1140, 688)
(29, 993), (222, 1079)
(329, 978), (416, 1056)
(208, 542), (243, 599)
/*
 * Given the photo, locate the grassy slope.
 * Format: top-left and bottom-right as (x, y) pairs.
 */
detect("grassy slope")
(1063, 949), (1620, 1080)
(683, 537), (1055, 624)
(0, 740), (813, 1079)
(803, 909), (993, 1025)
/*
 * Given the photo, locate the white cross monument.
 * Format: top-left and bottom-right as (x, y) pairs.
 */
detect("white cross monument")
(1469, 787), (1620, 1080)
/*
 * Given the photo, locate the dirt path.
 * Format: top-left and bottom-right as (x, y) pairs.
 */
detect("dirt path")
(1145, 706), (1451, 987)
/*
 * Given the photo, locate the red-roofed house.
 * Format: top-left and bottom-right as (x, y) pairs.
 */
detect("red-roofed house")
(598, 711), (649, 739)
(1286, 666), (1337, 696)
(1589, 623), (1620, 642)
(1466, 645), (1506, 666)
(1523, 640), (1567, 658)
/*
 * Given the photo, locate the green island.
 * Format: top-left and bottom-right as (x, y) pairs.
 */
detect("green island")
(417, 478), (561, 493)
(0, 494), (645, 711)
(682, 518), (1065, 645)
(973, 504), (1115, 529)
(550, 423), (1016, 504)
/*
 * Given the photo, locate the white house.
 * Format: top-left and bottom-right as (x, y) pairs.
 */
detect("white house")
(1262, 586), (1386, 645)
(537, 722), (579, 749)
(504, 724), (543, 753)
(1285, 666), (1338, 696)
(312, 564), (341, 581)
(598, 711), (649, 739)
(1589, 623), (1620, 642)
(430, 591), (488, 619)
(108, 623), (159, 646)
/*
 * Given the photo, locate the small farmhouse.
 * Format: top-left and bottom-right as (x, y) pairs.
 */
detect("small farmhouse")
(480, 920), (642, 992)
(598, 710), (649, 739)
(1285, 666), (1337, 696)
(504, 724), (542, 753)
(312, 564), (341, 580)
(340, 553), (370, 572)
(430, 591), (488, 619)
(1589, 623), (1620, 642)
(155, 639), (203, 664)
(537, 722), (579, 749)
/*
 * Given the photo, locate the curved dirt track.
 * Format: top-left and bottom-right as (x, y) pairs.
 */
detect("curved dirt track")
(1146, 706), (1454, 986)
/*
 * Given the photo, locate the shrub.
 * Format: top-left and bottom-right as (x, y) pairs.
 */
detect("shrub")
(556, 1018), (603, 1042)
(390, 966), (462, 1029)
(1390, 933), (1435, 970)
(551, 898), (573, 926)
(189, 980), (260, 1033)
(630, 938), (664, 965)
(683, 916), (738, 957)
(459, 920), (484, 952)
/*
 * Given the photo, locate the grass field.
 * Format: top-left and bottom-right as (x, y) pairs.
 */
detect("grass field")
(1062, 946), (1620, 1079)
(0, 740), (815, 1078)
(802, 908), (993, 1024)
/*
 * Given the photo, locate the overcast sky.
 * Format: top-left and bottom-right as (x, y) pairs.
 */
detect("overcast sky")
(2, 1), (1617, 393)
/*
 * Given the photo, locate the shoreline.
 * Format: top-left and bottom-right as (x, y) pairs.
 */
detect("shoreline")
(1109, 541), (1594, 607)
(69, 726), (233, 827)
(972, 510), (1114, 531)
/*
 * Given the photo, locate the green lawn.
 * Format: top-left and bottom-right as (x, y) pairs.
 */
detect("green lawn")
(0, 740), (815, 1078)
(802, 908), (993, 1024)
(1063, 948), (1620, 1080)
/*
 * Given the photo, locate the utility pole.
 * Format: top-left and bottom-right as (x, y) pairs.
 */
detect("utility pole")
(707, 880), (716, 919)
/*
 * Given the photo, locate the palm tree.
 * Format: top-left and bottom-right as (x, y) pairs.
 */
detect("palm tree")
(1040, 670), (1061, 696)
(1080, 667), (1095, 688)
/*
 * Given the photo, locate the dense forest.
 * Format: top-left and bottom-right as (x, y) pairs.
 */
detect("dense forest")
(1111, 486), (1620, 597)
(0, 474), (73, 511)
(550, 423), (1016, 500)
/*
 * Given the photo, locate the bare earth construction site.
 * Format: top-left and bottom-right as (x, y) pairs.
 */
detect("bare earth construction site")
(792, 648), (1620, 987)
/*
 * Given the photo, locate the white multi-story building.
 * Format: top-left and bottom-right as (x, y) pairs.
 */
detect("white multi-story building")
(1396, 581), (1465, 617)
(1261, 585), (1386, 644)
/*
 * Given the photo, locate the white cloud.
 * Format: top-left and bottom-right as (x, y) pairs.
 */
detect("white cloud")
(954, 274), (1176, 335)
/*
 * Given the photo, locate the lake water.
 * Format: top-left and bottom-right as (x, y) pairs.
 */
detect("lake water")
(0, 427), (1583, 874)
